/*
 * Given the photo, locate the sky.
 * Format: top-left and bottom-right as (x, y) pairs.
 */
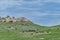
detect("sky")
(0, 0), (60, 26)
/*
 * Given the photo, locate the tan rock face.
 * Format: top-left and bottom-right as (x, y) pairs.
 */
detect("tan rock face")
(19, 17), (29, 22)
(5, 18), (11, 22)
(0, 16), (30, 23)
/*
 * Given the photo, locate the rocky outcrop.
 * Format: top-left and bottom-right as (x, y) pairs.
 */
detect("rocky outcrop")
(0, 16), (30, 23)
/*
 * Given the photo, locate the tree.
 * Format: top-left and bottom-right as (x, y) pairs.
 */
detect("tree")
(6, 16), (10, 18)
(12, 17), (15, 19)
(0, 16), (1, 18)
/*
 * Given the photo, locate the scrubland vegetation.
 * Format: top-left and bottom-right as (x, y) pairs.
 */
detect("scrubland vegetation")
(0, 16), (60, 40)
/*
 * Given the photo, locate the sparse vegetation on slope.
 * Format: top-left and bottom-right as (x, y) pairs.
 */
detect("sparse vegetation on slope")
(0, 16), (59, 40)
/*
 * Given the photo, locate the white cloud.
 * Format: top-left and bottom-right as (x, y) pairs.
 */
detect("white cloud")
(31, 12), (60, 17)
(41, 0), (60, 3)
(0, 0), (23, 10)
(0, 0), (60, 10)
(0, 0), (58, 10)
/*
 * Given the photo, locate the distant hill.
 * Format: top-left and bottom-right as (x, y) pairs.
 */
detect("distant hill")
(0, 16), (49, 32)
(0, 16), (60, 32)
(0, 16), (31, 22)
(0, 16), (34, 26)
(0, 16), (60, 40)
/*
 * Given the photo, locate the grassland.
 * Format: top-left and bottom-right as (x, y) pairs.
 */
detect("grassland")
(0, 22), (60, 40)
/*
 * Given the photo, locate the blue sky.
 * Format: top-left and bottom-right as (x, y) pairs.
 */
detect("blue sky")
(0, 0), (60, 26)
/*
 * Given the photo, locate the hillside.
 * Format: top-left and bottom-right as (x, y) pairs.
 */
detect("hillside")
(0, 16), (48, 32)
(0, 16), (60, 40)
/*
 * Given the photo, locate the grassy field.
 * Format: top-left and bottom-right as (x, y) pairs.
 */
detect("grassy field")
(0, 22), (60, 40)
